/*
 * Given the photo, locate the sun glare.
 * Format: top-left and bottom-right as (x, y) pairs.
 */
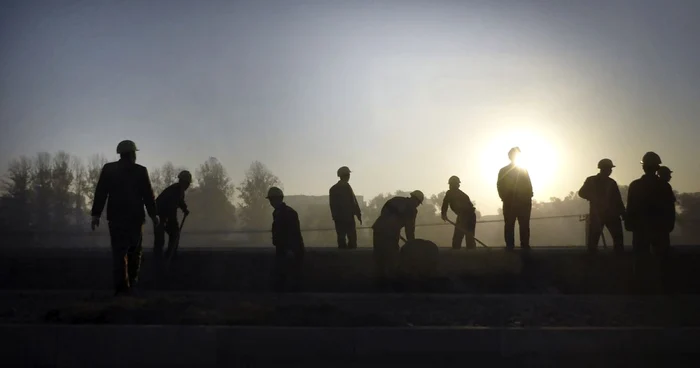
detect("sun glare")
(479, 128), (560, 195)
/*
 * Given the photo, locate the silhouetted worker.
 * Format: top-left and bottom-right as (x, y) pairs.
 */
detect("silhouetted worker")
(658, 166), (672, 183)
(329, 166), (362, 249)
(657, 166), (676, 250)
(267, 187), (305, 292)
(441, 176), (477, 249)
(90, 140), (159, 296)
(578, 159), (626, 253)
(371, 190), (424, 288)
(497, 147), (533, 250)
(154, 170), (192, 261)
(626, 152), (676, 256)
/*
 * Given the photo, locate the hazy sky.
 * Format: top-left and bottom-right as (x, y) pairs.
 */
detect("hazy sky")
(2, 0), (699, 215)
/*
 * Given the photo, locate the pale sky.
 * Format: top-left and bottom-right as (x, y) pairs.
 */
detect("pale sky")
(1, 0), (699, 215)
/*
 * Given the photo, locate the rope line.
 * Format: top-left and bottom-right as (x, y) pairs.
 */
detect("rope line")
(0, 214), (587, 236)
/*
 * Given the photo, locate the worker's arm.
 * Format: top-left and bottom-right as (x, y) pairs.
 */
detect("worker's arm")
(288, 210), (304, 247)
(663, 183), (676, 232)
(405, 209), (417, 241)
(611, 182), (625, 216)
(90, 164), (110, 218)
(523, 169), (534, 198)
(328, 187), (338, 220)
(578, 177), (592, 200)
(625, 182), (638, 231)
(496, 168), (506, 200)
(351, 187), (362, 219)
(142, 168), (157, 219)
(440, 191), (450, 217)
(178, 187), (189, 215)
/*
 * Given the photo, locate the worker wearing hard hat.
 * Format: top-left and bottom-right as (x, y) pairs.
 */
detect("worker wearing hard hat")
(578, 159), (626, 253)
(154, 170), (192, 261)
(329, 166), (362, 249)
(657, 166), (676, 251)
(441, 176), (477, 249)
(371, 190), (424, 288)
(657, 166), (672, 183)
(626, 152), (676, 255)
(267, 186), (305, 291)
(90, 140), (159, 296)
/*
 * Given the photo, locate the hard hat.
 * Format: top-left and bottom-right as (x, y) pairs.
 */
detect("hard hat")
(410, 190), (425, 204)
(266, 186), (284, 199)
(448, 176), (460, 185)
(178, 170), (192, 182)
(641, 151), (662, 166)
(508, 146), (521, 159)
(337, 166), (351, 177)
(658, 166), (672, 175)
(597, 159), (615, 169)
(116, 140), (138, 154)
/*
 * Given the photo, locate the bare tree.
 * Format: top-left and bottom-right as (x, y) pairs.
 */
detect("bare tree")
(161, 162), (178, 186)
(31, 152), (53, 230)
(51, 151), (74, 227)
(86, 154), (108, 209)
(237, 161), (281, 229)
(1, 156), (34, 230)
(150, 167), (165, 196)
(71, 157), (89, 225)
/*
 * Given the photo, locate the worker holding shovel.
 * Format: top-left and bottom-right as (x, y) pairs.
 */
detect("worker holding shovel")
(441, 176), (478, 249)
(154, 170), (192, 262)
(371, 190), (424, 290)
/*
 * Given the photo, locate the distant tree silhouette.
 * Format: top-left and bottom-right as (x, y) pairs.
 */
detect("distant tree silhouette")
(51, 152), (74, 228)
(197, 157), (235, 199)
(32, 152), (53, 230)
(70, 157), (89, 226)
(85, 154), (107, 210)
(677, 192), (700, 243)
(1, 156), (33, 230)
(177, 157), (237, 231)
(237, 161), (281, 230)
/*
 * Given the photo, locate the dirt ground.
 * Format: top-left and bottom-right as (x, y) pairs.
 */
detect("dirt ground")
(2, 291), (700, 327)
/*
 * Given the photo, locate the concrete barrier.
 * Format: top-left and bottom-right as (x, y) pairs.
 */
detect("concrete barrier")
(3, 325), (700, 367)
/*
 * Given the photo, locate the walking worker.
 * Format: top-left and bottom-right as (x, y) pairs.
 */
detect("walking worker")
(90, 140), (159, 296)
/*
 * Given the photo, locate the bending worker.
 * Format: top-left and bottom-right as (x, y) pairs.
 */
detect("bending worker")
(441, 176), (477, 249)
(371, 190), (424, 288)
(267, 186), (305, 292)
(154, 170), (192, 261)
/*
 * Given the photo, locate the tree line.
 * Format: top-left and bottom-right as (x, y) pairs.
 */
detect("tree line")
(1, 151), (699, 246)
(0, 152), (281, 234)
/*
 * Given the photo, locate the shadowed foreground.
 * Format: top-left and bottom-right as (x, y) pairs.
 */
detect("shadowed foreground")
(3, 292), (700, 367)
(4, 247), (700, 366)
(2, 246), (700, 294)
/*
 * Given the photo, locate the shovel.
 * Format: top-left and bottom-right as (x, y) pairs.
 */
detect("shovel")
(166, 213), (188, 266)
(445, 218), (489, 248)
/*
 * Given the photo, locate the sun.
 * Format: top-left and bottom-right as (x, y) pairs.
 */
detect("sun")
(479, 128), (560, 194)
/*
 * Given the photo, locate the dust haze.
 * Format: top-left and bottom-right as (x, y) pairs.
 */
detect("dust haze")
(1, 0), (700, 247)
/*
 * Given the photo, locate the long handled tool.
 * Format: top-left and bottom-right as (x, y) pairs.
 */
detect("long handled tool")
(166, 213), (188, 265)
(445, 218), (489, 248)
